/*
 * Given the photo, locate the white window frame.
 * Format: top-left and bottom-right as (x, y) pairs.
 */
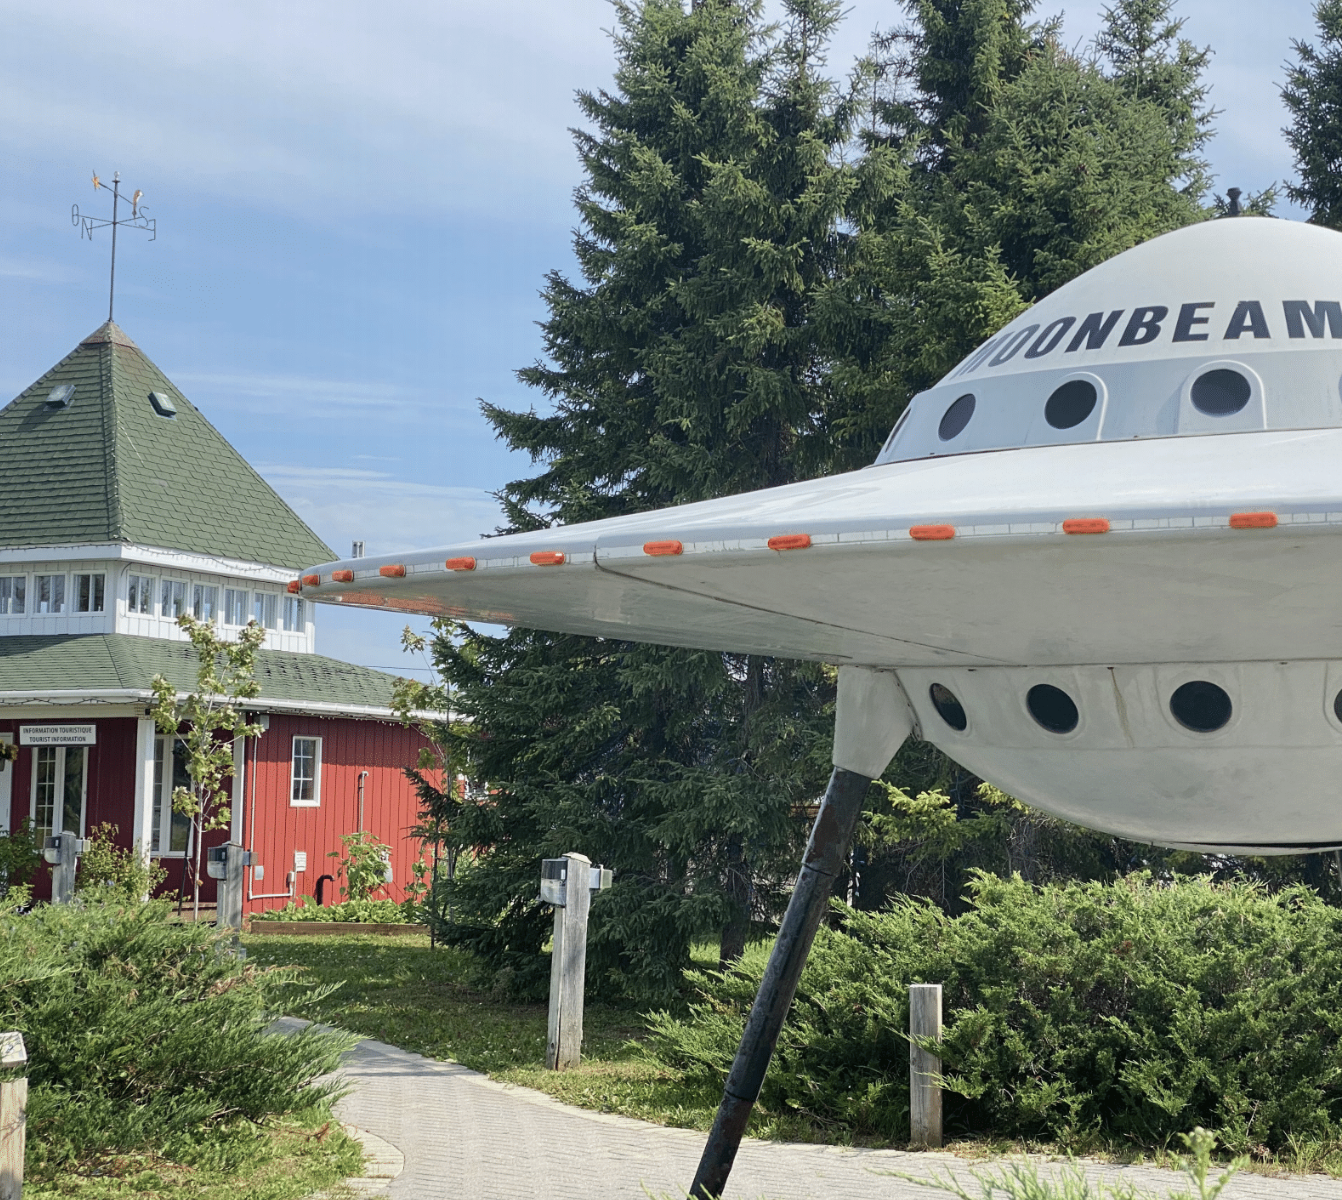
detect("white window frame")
(151, 735), (192, 857)
(33, 574), (65, 615)
(74, 572), (106, 613)
(192, 583), (218, 623)
(290, 736), (322, 807)
(30, 744), (87, 842)
(254, 592), (279, 631)
(223, 588), (248, 626)
(161, 578), (187, 620)
(282, 595), (305, 633)
(127, 573), (153, 615)
(0, 575), (25, 615)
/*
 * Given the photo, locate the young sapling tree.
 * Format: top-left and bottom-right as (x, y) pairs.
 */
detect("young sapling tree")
(150, 613), (266, 919)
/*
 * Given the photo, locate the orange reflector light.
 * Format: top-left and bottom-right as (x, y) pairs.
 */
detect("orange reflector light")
(331, 570), (354, 583)
(1230, 511), (1277, 529)
(379, 564), (406, 578)
(445, 556), (477, 571)
(302, 574), (320, 587)
(286, 580), (301, 594)
(530, 551), (566, 566)
(909, 525), (955, 541)
(767, 534), (812, 551)
(643, 540), (683, 557)
(1063, 518), (1110, 535)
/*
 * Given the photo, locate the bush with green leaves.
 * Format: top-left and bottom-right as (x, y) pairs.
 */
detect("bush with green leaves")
(75, 821), (167, 903)
(258, 896), (416, 923)
(647, 873), (1342, 1153)
(0, 818), (40, 898)
(328, 830), (393, 903)
(0, 897), (352, 1178)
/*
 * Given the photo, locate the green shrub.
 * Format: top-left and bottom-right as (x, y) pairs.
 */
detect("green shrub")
(258, 896), (416, 923)
(0, 899), (353, 1178)
(328, 831), (393, 902)
(0, 819), (41, 898)
(76, 821), (167, 902)
(646, 873), (1342, 1153)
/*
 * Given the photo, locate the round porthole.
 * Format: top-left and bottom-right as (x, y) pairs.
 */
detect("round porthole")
(1027, 684), (1079, 734)
(1169, 681), (1232, 732)
(929, 683), (968, 731)
(1190, 369), (1251, 416)
(1045, 379), (1098, 429)
(938, 394), (976, 441)
(1334, 690), (1342, 725)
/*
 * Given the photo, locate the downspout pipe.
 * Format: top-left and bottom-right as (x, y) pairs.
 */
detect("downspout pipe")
(357, 770), (369, 832)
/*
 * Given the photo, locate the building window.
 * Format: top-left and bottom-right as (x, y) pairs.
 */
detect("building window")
(192, 584), (218, 622)
(254, 592), (278, 630)
(0, 576), (25, 615)
(127, 574), (153, 614)
(152, 736), (193, 855)
(34, 575), (65, 614)
(290, 737), (321, 806)
(74, 573), (105, 613)
(161, 579), (187, 620)
(282, 596), (305, 633)
(224, 588), (248, 626)
(32, 745), (86, 842)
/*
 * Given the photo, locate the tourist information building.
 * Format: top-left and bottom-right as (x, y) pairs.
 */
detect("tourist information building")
(0, 321), (429, 909)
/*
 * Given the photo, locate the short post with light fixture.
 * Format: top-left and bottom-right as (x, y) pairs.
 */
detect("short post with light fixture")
(207, 842), (254, 935)
(43, 831), (86, 905)
(540, 852), (613, 1070)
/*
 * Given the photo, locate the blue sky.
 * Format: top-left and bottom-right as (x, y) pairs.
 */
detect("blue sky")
(0, 0), (1317, 678)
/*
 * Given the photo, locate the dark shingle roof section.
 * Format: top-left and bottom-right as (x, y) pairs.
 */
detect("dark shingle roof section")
(0, 634), (400, 713)
(0, 324), (334, 568)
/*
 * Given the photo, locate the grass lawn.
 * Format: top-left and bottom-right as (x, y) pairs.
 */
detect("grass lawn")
(26, 1109), (363, 1200)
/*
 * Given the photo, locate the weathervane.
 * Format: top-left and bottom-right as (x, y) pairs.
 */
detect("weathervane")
(72, 171), (156, 324)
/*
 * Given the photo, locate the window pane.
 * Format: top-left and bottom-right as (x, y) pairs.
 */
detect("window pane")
(152, 737), (165, 851)
(283, 596), (306, 632)
(35, 575), (64, 614)
(192, 584), (218, 622)
(161, 580), (186, 619)
(75, 573), (105, 613)
(0, 578), (10, 615)
(62, 747), (84, 837)
(128, 574), (152, 614)
(33, 747), (56, 841)
(224, 588), (247, 625)
(255, 593), (278, 630)
(9, 577), (24, 615)
(170, 741), (192, 853)
(291, 738), (317, 803)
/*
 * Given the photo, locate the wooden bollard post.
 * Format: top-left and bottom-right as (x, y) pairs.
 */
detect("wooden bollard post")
(908, 983), (943, 1148)
(0, 1032), (26, 1200)
(540, 854), (612, 1071)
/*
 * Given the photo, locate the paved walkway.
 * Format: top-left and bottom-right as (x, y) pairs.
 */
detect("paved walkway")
(294, 1024), (1342, 1200)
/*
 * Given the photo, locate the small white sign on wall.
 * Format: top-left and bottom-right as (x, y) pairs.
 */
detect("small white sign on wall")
(294, 850), (307, 873)
(20, 724), (96, 746)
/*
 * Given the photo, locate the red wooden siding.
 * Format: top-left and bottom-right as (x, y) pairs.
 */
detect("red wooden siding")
(0, 713), (432, 912)
(240, 714), (432, 915)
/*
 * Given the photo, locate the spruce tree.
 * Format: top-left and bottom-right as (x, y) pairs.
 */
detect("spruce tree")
(432, 0), (857, 1000)
(1284, 0), (1342, 227)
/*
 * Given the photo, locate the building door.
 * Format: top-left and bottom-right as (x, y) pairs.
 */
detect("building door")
(0, 733), (11, 833)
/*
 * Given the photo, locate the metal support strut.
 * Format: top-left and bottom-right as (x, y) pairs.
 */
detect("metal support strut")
(690, 765), (874, 1198)
(690, 666), (914, 1200)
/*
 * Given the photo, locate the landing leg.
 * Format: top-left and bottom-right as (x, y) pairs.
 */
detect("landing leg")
(690, 667), (912, 1199)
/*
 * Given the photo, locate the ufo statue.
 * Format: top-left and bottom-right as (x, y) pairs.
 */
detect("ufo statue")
(301, 215), (1342, 1194)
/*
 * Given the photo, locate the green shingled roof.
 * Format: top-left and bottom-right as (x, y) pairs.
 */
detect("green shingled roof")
(0, 324), (333, 568)
(0, 635), (400, 713)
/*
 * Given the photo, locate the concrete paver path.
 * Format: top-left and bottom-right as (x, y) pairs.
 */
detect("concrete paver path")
(307, 1028), (1342, 1200)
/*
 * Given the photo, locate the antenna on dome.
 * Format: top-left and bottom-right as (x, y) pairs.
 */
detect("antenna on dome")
(72, 171), (156, 323)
